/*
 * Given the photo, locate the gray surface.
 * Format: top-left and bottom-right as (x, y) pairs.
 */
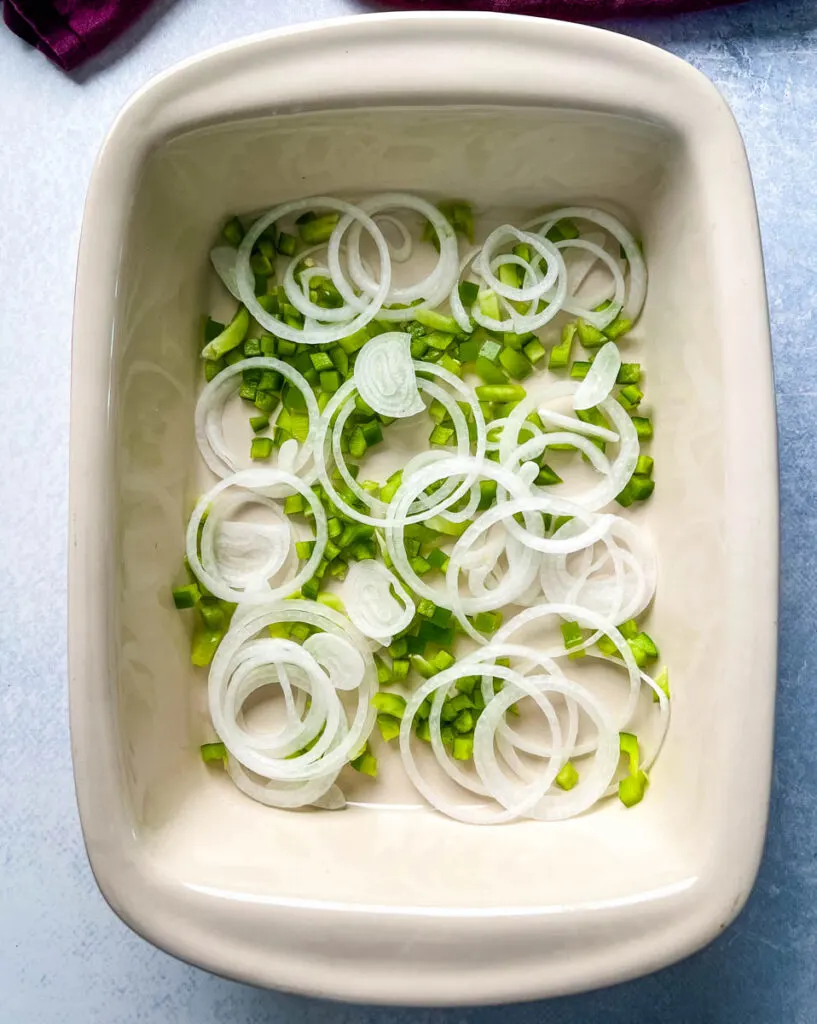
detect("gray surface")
(0, 0), (812, 1020)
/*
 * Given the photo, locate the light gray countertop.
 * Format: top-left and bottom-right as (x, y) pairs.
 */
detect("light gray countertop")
(1, 1), (814, 1021)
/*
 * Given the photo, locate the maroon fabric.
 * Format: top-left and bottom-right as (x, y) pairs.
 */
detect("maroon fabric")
(3, 0), (156, 70)
(385, 0), (742, 15)
(3, 0), (743, 73)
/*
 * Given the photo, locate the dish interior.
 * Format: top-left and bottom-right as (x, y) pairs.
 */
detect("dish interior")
(115, 104), (723, 910)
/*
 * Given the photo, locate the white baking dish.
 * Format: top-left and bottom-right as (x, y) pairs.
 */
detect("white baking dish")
(69, 12), (777, 1005)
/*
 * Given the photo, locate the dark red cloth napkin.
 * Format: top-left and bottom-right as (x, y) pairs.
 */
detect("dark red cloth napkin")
(4, 0), (742, 72)
(385, 0), (742, 14)
(387, 0), (742, 13)
(3, 0), (156, 70)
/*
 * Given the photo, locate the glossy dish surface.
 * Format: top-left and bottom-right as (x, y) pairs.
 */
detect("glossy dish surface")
(69, 11), (777, 1006)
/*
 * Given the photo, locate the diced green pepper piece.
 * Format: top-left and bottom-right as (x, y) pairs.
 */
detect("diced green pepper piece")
(498, 263), (521, 290)
(432, 650), (455, 672)
(546, 218), (579, 242)
(475, 384), (526, 403)
(284, 493), (304, 515)
(392, 659), (410, 681)
(299, 213), (340, 245)
(426, 548), (450, 572)
(630, 631), (659, 665)
(350, 743), (378, 777)
(629, 475), (655, 501)
(429, 424), (455, 447)
(204, 359), (224, 382)
(570, 361), (591, 380)
(478, 339), (503, 364)
(309, 351), (334, 372)
(201, 741), (227, 765)
(617, 385), (644, 410)
(295, 540), (314, 560)
(373, 692), (407, 718)
(315, 592), (345, 614)
(474, 355), (508, 385)
(348, 426), (367, 459)
(452, 735), (474, 761)
(250, 437), (273, 460)
(415, 309), (460, 334)
(329, 346), (349, 376)
(523, 339), (546, 364)
(619, 771), (649, 807)
(201, 307), (250, 361)
(472, 610), (502, 634)
(458, 338), (480, 363)
(459, 281), (479, 308)
(615, 481), (635, 508)
(635, 455), (654, 477)
(576, 318), (607, 348)
(172, 583), (200, 609)
(561, 620), (586, 659)
(198, 597), (227, 631)
(250, 251), (273, 276)
(556, 761), (579, 790)
(604, 316), (633, 340)
(653, 667), (670, 703)
(632, 416), (653, 440)
(320, 370), (341, 393)
(411, 655), (438, 679)
(190, 625), (222, 667)
(415, 718), (432, 742)
(276, 231), (298, 256)
(619, 731), (640, 774)
(536, 464), (563, 486)
(479, 290), (502, 321)
(617, 363), (642, 385)
(222, 217), (244, 247)
(409, 555), (432, 576)
(499, 346), (533, 380)
(549, 322), (575, 369)
(376, 714), (401, 743)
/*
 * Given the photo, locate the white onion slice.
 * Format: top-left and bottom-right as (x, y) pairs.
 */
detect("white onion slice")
(353, 333), (424, 418)
(546, 238), (625, 328)
(209, 600), (377, 784)
(204, 515), (291, 592)
(236, 197), (392, 344)
(304, 632), (366, 692)
(399, 661), (566, 825)
(195, 357), (320, 481)
(540, 517), (657, 623)
(374, 214), (412, 262)
(500, 383), (639, 511)
(527, 206), (647, 322)
(186, 469), (327, 604)
(574, 342), (622, 411)
(345, 193), (459, 318)
(227, 757), (340, 810)
(209, 246), (243, 301)
(538, 407), (619, 444)
(315, 362), (485, 528)
(473, 673), (619, 822)
(494, 602), (642, 729)
(475, 225), (561, 303)
(343, 560), (415, 646)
